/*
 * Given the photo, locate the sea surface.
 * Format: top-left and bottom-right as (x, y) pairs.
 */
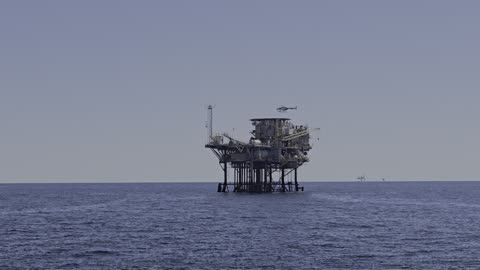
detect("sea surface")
(1, 182), (480, 269)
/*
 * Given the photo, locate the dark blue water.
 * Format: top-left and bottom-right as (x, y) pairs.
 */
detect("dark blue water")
(1, 182), (480, 269)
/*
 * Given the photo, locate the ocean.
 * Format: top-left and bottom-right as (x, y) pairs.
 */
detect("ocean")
(1, 182), (479, 269)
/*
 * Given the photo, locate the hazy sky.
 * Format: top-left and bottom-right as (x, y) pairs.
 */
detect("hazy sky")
(1, 1), (479, 182)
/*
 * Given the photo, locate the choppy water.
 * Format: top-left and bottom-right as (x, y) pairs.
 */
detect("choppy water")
(1, 182), (480, 269)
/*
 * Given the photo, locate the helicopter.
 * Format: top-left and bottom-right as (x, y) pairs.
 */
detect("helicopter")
(277, 106), (297, 112)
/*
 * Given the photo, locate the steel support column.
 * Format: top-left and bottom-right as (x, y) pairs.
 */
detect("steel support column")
(294, 168), (298, 191)
(223, 162), (227, 192)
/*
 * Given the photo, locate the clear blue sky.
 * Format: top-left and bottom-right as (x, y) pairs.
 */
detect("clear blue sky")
(1, 1), (479, 182)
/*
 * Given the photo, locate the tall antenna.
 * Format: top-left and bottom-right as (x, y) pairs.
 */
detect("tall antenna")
(207, 105), (213, 142)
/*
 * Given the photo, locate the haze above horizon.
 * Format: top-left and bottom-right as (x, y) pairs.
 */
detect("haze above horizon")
(1, 1), (479, 183)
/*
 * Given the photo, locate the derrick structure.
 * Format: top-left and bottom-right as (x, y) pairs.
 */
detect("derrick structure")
(205, 106), (316, 193)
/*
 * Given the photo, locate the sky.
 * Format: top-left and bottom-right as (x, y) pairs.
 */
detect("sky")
(0, 1), (479, 183)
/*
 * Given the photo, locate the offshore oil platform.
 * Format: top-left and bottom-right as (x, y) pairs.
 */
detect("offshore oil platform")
(205, 105), (318, 193)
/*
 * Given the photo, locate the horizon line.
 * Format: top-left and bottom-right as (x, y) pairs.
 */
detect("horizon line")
(1, 179), (479, 184)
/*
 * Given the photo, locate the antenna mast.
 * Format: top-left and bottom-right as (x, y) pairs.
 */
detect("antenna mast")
(207, 105), (213, 142)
